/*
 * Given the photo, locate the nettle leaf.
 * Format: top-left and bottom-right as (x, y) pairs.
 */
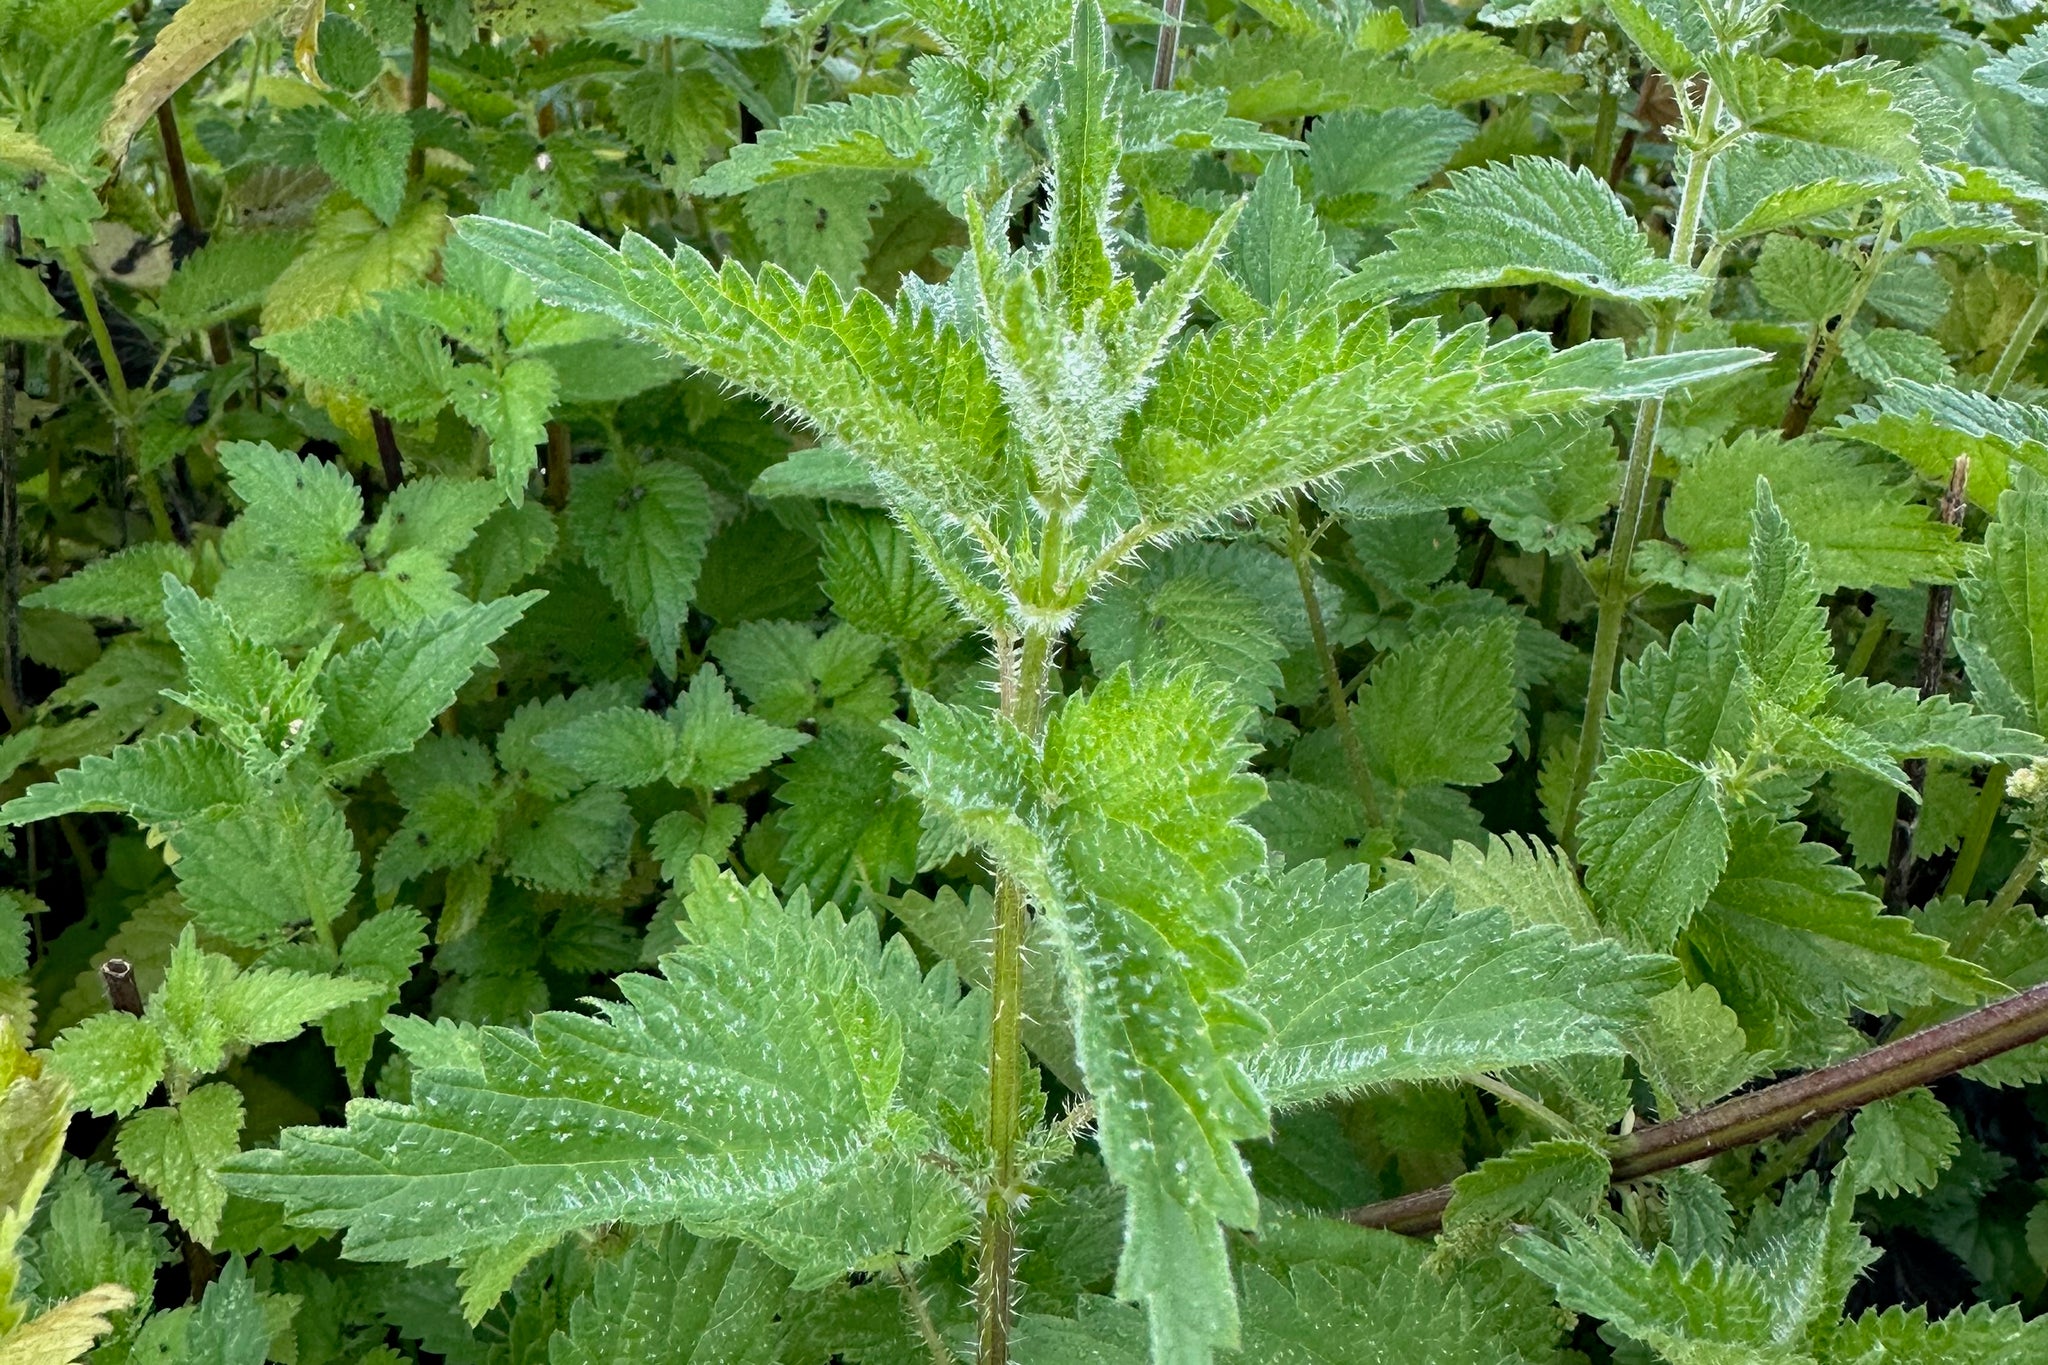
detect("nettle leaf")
(313, 593), (542, 782)
(1579, 749), (1730, 951)
(1957, 470), (2048, 734)
(690, 94), (928, 196)
(1836, 380), (2048, 506)
(538, 666), (806, 792)
(1708, 52), (1924, 171)
(1033, 670), (1268, 1365)
(1752, 233), (1862, 324)
(167, 791), (361, 948)
(547, 1226), (789, 1365)
(1686, 814), (1997, 1032)
(1342, 158), (1705, 307)
(1076, 542), (1302, 713)
(313, 111), (413, 226)
(566, 455), (713, 674)
(1305, 106), (1474, 223)
(48, 1012), (164, 1116)
(1355, 618), (1518, 791)
(115, 1084), (244, 1245)
(224, 861), (983, 1315)
(0, 732), (252, 829)
(1237, 862), (1676, 1108)
(1124, 313), (1759, 534)
(1653, 434), (1965, 591)
(1843, 1088), (1958, 1198)
(1740, 479), (1834, 715)
(1397, 832), (1605, 943)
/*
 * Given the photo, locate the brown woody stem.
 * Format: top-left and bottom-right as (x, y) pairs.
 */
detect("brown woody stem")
(154, 101), (231, 365)
(1344, 978), (2048, 1236)
(1152, 0), (1185, 91)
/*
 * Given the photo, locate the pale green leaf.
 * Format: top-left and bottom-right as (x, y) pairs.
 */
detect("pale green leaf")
(1355, 618), (1518, 790)
(1843, 1088), (1958, 1198)
(1579, 748), (1730, 950)
(1656, 434), (1965, 591)
(313, 593), (540, 781)
(1238, 862), (1676, 1108)
(47, 1013), (164, 1116)
(223, 862), (984, 1303)
(1342, 158), (1704, 307)
(115, 1084), (244, 1245)
(314, 111), (412, 225)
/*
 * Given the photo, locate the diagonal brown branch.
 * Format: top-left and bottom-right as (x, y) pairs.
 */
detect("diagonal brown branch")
(1343, 979), (2048, 1236)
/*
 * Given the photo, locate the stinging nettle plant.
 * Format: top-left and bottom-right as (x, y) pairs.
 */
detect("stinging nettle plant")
(223, 3), (1759, 1360)
(8, 0), (2048, 1362)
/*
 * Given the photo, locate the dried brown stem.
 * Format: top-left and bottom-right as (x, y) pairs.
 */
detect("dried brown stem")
(1345, 976), (2048, 1236)
(101, 958), (144, 1016)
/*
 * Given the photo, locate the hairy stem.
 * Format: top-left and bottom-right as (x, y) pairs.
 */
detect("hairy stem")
(895, 1262), (954, 1365)
(1989, 837), (2044, 916)
(1287, 504), (1382, 828)
(1560, 84), (1723, 847)
(1344, 977), (2048, 1235)
(1780, 211), (1898, 440)
(979, 626), (1052, 1365)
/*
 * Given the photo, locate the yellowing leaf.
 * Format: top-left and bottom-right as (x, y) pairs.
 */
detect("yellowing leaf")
(103, 0), (290, 154)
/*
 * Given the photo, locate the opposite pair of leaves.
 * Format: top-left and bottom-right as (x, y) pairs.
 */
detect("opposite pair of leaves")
(453, 214), (1757, 616)
(536, 665), (806, 793)
(1584, 481), (2036, 951)
(49, 926), (381, 1116)
(898, 675), (1674, 1362)
(224, 860), (987, 1321)
(209, 441), (511, 641)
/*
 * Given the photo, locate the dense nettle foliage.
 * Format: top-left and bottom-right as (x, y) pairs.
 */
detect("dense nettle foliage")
(5, 0), (2048, 1361)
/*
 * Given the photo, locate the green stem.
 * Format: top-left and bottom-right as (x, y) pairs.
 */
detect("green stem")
(979, 625), (1052, 1365)
(1989, 837), (2044, 916)
(1467, 1072), (1577, 1139)
(1287, 504), (1382, 828)
(1988, 251), (2048, 397)
(895, 1262), (954, 1365)
(1560, 84), (1724, 847)
(1946, 763), (2010, 899)
(1566, 82), (1623, 346)
(1843, 607), (1888, 678)
(62, 249), (130, 413)
(62, 249), (170, 541)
